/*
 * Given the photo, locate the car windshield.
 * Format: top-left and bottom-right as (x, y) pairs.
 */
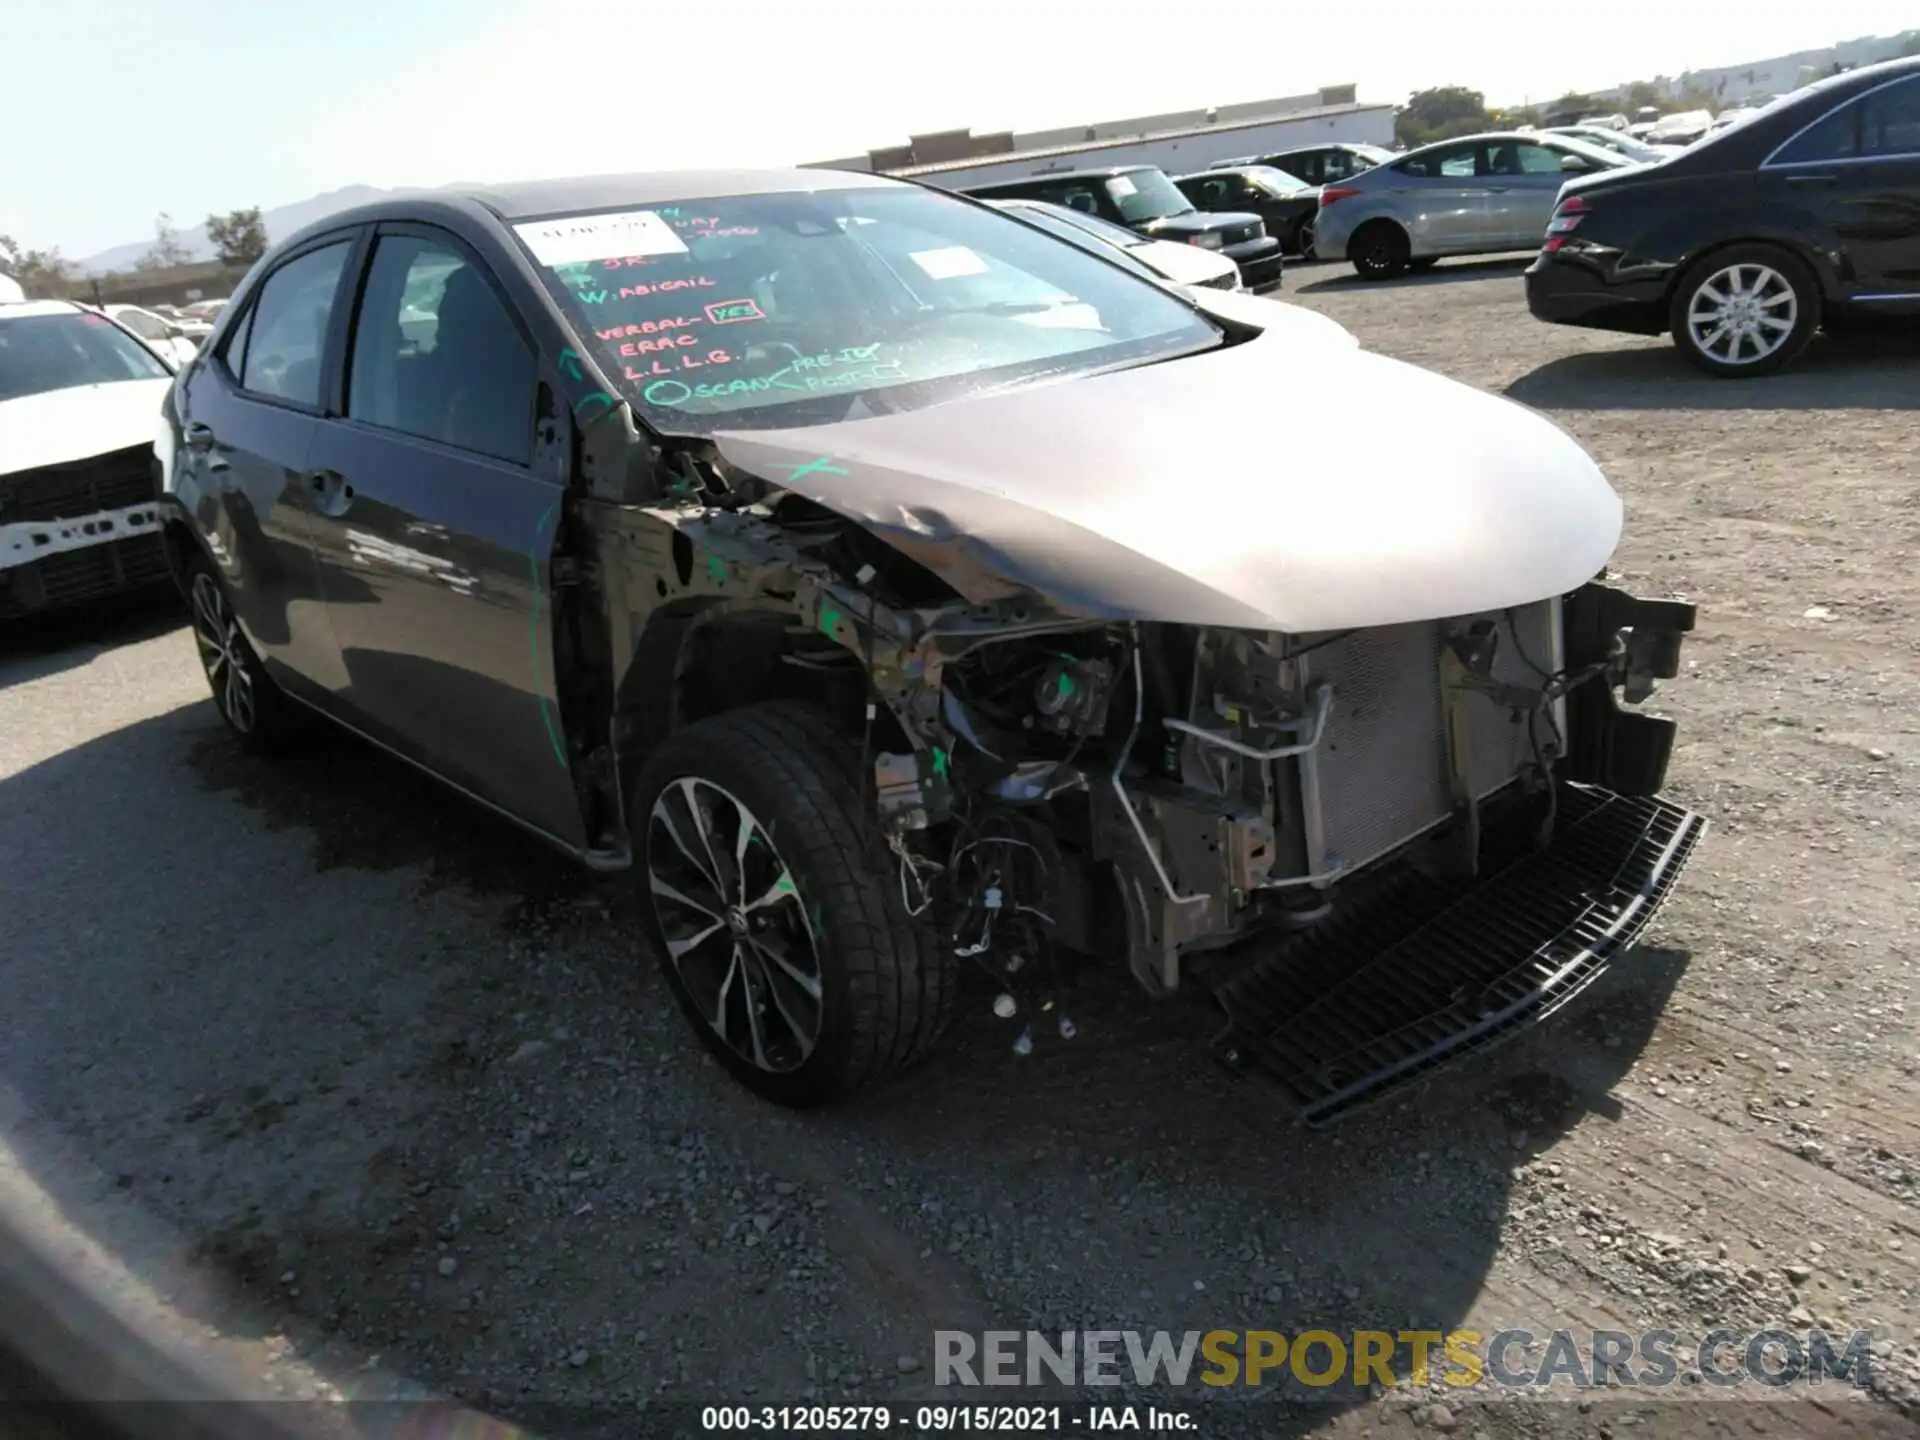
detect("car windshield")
(517, 186), (1221, 436)
(1104, 170), (1196, 222)
(1243, 166), (1312, 194)
(0, 310), (172, 400)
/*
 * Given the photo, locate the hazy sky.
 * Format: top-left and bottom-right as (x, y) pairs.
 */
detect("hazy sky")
(4, 0), (1916, 256)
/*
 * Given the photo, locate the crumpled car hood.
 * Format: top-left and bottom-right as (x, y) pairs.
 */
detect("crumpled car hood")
(712, 327), (1622, 633)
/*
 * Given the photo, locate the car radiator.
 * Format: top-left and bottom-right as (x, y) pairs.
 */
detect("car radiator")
(1295, 600), (1560, 877)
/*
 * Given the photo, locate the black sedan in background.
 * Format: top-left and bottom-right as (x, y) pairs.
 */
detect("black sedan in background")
(1209, 142), (1398, 188)
(1527, 53), (1920, 376)
(962, 166), (1284, 289)
(1173, 165), (1322, 257)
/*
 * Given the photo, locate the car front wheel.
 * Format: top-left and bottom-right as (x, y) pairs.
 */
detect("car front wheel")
(1350, 221), (1410, 280)
(633, 702), (956, 1107)
(1669, 244), (1819, 377)
(186, 552), (304, 752)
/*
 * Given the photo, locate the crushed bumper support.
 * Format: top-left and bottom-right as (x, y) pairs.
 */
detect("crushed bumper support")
(1211, 783), (1706, 1126)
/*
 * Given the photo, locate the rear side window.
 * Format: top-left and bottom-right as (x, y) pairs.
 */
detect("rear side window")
(1777, 76), (1920, 164)
(1397, 145), (1478, 178)
(1774, 98), (1861, 164)
(1860, 76), (1920, 157)
(347, 233), (535, 465)
(238, 241), (351, 406)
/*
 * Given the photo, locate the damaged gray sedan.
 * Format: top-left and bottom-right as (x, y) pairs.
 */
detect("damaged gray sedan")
(157, 168), (1704, 1121)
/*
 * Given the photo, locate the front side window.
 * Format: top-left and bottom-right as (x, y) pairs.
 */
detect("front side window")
(514, 186), (1220, 435)
(1181, 177), (1236, 209)
(239, 240), (351, 406)
(347, 234), (535, 464)
(1104, 170), (1195, 223)
(0, 310), (171, 401)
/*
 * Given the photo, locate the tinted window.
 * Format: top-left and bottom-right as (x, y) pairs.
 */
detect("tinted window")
(1861, 76), (1920, 156)
(347, 233), (535, 465)
(1181, 176), (1236, 208)
(240, 241), (351, 406)
(516, 186), (1219, 435)
(1774, 98), (1861, 163)
(0, 310), (171, 400)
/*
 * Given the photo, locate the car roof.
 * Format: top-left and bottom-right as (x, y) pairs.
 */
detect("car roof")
(0, 299), (84, 319)
(275, 168), (913, 249)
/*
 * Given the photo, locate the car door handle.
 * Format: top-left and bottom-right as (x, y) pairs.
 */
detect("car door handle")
(1785, 173), (1836, 185)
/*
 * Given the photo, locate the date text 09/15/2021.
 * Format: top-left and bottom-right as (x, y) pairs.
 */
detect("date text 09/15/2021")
(700, 1404), (1195, 1431)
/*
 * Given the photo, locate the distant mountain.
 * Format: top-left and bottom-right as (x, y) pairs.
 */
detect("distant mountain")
(73, 185), (397, 275)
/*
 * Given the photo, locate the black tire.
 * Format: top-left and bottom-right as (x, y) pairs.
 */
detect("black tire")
(1350, 221), (1410, 280)
(183, 548), (306, 753)
(1668, 242), (1819, 378)
(632, 701), (956, 1107)
(1407, 256), (1440, 273)
(1290, 215), (1317, 260)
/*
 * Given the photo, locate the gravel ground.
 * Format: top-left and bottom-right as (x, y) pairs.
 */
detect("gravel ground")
(2, 257), (1917, 1439)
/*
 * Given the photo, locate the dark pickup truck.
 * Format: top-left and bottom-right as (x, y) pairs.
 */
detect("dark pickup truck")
(962, 165), (1284, 290)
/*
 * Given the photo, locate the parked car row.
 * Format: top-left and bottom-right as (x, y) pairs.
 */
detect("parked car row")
(963, 166), (1288, 289)
(1527, 53), (1920, 376)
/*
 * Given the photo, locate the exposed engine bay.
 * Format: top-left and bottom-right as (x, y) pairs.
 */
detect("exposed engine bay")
(573, 430), (1700, 1096)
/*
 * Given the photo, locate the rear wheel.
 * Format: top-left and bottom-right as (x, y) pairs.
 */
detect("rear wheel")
(1350, 221), (1410, 280)
(185, 551), (305, 753)
(633, 702), (956, 1107)
(1669, 243), (1818, 377)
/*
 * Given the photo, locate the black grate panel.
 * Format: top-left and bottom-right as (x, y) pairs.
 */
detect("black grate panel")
(0, 533), (169, 618)
(1213, 784), (1706, 1125)
(0, 445), (158, 524)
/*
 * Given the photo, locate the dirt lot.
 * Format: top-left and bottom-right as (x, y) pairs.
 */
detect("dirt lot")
(2, 256), (1916, 1439)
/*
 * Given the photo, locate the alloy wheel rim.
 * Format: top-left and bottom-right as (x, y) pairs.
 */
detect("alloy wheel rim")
(1687, 263), (1797, 365)
(190, 572), (256, 733)
(646, 777), (823, 1073)
(1299, 218), (1316, 258)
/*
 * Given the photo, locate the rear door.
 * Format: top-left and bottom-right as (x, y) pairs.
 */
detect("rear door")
(1390, 143), (1492, 251)
(302, 224), (585, 846)
(1760, 73), (1920, 306)
(172, 233), (360, 693)
(1485, 140), (1592, 247)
